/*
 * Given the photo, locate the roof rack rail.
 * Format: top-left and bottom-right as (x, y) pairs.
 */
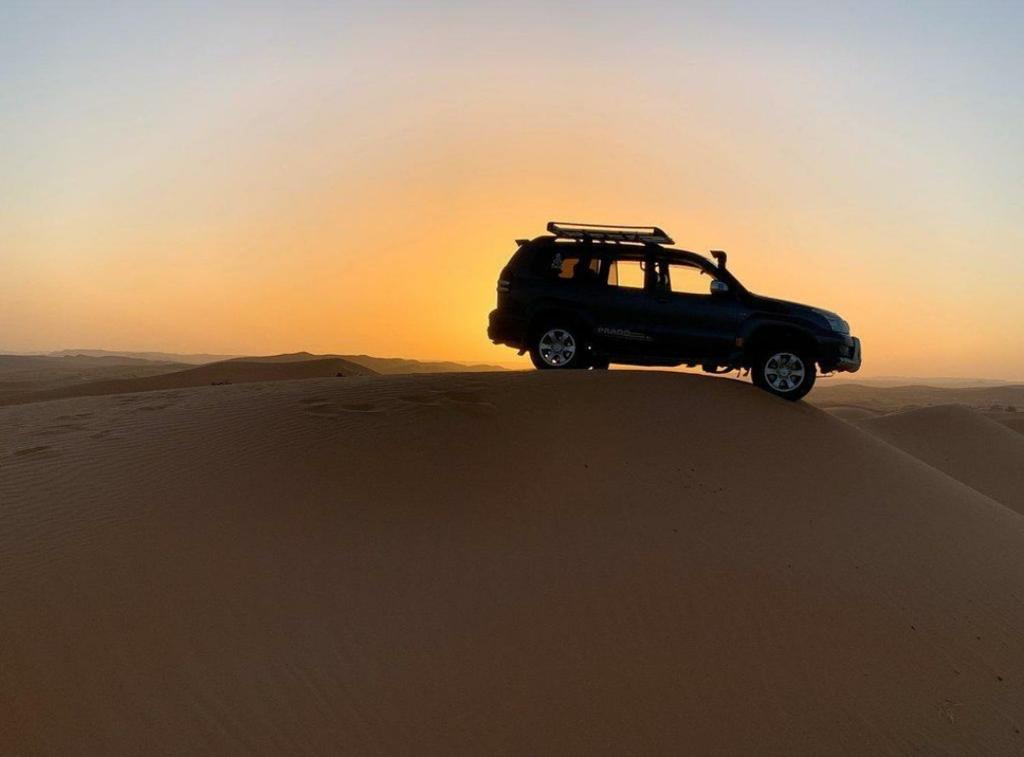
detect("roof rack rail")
(547, 221), (673, 246)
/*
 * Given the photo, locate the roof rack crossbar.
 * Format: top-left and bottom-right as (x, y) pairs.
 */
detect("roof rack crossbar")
(547, 221), (673, 246)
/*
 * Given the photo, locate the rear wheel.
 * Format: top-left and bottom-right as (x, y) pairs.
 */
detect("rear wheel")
(530, 325), (587, 370)
(752, 349), (816, 400)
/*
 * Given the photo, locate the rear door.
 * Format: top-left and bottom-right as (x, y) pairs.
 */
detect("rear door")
(525, 243), (596, 321)
(585, 253), (660, 356)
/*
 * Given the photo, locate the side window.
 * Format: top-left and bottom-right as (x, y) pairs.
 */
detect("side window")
(668, 263), (713, 295)
(608, 259), (645, 289)
(544, 252), (611, 283)
(531, 246), (574, 279)
(552, 254), (580, 279)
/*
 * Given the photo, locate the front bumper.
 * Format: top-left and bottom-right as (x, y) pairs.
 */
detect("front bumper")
(833, 336), (862, 373)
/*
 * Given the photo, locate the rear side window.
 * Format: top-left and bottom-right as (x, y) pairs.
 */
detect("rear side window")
(607, 259), (645, 289)
(535, 245), (605, 282)
(532, 244), (580, 278)
(553, 254), (581, 279)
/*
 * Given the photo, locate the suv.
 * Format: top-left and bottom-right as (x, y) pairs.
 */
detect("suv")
(487, 222), (861, 400)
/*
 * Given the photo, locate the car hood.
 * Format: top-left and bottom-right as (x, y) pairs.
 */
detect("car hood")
(745, 294), (851, 334)
(745, 293), (822, 317)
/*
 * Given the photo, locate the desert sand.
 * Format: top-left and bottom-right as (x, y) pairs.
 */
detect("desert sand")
(0, 352), (507, 407)
(992, 414), (1024, 435)
(0, 357), (375, 407)
(814, 381), (1022, 414)
(813, 381), (1024, 439)
(0, 354), (189, 404)
(3, 370), (1024, 754)
(854, 405), (1024, 514)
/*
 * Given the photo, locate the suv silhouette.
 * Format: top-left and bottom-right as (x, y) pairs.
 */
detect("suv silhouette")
(487, 222), (861, 400)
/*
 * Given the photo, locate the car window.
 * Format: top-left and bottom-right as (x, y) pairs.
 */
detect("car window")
(538, 250), (581, 279)
(578, 257), (604, 282)
(668, 263), (714, 295)
(608, 259), (645, 289)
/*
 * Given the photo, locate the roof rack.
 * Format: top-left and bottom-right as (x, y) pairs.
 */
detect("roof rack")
(547, 221), (674, 246)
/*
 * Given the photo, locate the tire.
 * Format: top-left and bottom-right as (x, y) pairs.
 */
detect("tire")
(752, 348), (816, 400)
(529, 323), (588, 370)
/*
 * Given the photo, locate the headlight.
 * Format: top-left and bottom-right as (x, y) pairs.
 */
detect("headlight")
(813, 308), (850, 335)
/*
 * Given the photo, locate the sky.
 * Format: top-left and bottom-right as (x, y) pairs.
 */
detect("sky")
(1, 1), (1022, 377)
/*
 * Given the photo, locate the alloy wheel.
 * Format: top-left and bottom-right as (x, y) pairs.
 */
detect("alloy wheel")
(538, 329), (577, 367)
(763, 352), (806, 393)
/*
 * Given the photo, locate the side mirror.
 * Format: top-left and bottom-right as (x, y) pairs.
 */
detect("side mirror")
(710, 280), (730, 295)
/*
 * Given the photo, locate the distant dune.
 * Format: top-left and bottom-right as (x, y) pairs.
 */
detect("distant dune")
(48, 348), (237, 364)
(0, 353), (184, 379)
(46, 348), (508, 372)
(812, 381), (1024, 412)
(829, 376), (1014, 388)
(340, 353), (507, 374)
(3, 371), (1023, 754)
(813, 381), (1024, 436)
(0, 357), (375, 406)
(0, 350), (507, 407)
(0, 353), (190, 404)
(855, 404), (1024, 513)
(227, 351), (506, 373)
(990, 414), (1024, 434)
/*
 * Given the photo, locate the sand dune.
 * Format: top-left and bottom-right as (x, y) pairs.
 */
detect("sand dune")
(982, 411), (1024, 435)
(821, 404), (882, 422)
(812, 381), (1024, 413)
(228, 350), (506, 373)
(0, 357), (375, 406)
(49, 348), (237, 364)
(0, 351), (504, 408)
(47, 348), (507, 373)
(996, 415), (1024, 434)
(0, 354), (189, 404)
(856, 404), (1024, 514)
(339, 353), (507, 374)
(3, 371), (1024, 754)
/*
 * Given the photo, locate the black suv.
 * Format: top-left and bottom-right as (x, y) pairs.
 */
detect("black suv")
(487, 222), (861, 400)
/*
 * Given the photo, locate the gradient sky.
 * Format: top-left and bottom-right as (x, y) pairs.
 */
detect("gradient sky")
(2, 1), (1022, 377)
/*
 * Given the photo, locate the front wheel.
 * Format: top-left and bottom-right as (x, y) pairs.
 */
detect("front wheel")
(752, 349), (816, 400)
(530, 325), (588, 370)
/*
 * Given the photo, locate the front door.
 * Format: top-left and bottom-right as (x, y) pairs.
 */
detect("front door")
(646, 261), (748, 362)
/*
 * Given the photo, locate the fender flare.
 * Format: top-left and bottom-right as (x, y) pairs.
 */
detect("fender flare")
(741, 320), (820, 365)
